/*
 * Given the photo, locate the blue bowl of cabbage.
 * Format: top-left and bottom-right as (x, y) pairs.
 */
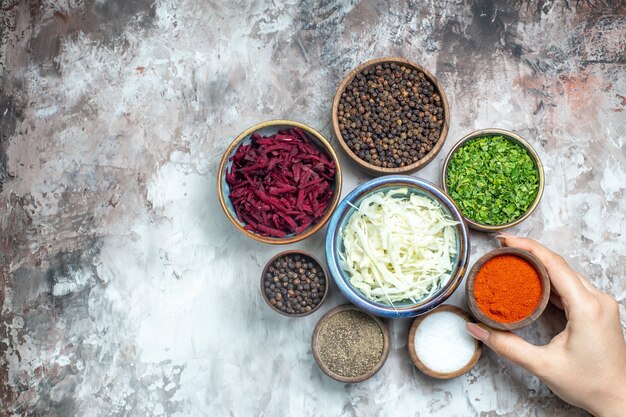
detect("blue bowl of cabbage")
(325, 175), (470, 318)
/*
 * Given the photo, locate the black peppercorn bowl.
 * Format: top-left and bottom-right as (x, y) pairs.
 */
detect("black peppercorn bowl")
(331, 57), (450, 176)
(261, 250), (330, 317)
(441, 128), (545, 232)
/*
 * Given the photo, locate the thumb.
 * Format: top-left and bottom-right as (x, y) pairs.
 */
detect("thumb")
(466, 322), (546, 375)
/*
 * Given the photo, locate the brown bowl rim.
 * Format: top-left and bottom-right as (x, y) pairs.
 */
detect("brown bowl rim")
(217, 119), (343, 244)
(441, 128), (545, 232)
(260, 250), (330, 317)
(311, 304), (391, 383)
(331, 57), (450, 176)
(465, 247), (551, 331)
(407, 304), (483, 379)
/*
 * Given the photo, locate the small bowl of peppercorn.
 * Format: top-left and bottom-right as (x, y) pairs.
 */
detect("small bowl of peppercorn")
(261, 250), (330, 317)
(332, 57), (450, 176)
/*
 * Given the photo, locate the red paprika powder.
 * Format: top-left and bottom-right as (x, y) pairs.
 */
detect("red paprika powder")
(473, 255), (542, 323)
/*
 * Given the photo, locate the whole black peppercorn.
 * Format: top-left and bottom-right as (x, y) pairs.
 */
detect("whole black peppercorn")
(264, 253), (327, 315)
(337, 62), (444, 168)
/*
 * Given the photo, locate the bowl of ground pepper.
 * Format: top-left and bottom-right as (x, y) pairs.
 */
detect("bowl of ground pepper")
(466, 248), (550, 331)
(442, 128), (544, 232)
(261, 250), (329, 317)
(332, 57), (450, 175)
(311, 304), (390, 382)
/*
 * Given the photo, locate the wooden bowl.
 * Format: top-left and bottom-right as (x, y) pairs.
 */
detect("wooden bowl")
(311, 304), (390, 383)
(331, 57), (450, 176)
(408, 305), (482, 379)
(465, 248), (550, 331)
(218, 119), (343, 244)
(260, 250), (330, 317)
(441, 128), (545, 232)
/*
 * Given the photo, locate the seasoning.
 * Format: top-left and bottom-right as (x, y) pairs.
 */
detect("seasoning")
(337, 62), (444, 168)
(340, 188), (458, 305)
(264, 253), (326, 315)
(446, 135), (539, 225)
(474, 255), (542, 323)
(227, 128), (336, 237)
(413, 311), (478, 374)
(316, 310), (383, 378)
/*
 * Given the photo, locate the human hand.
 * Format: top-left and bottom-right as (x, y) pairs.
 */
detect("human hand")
(466, 235), (626, 417)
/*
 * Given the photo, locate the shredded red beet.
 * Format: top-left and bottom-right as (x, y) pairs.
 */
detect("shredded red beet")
(226, 128), (336, 238)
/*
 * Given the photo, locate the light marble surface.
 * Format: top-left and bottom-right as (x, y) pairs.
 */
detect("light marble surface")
(1, 1), (625, 416)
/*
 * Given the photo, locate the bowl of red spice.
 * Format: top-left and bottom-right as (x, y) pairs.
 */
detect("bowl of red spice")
(332, 57), (450, 176)
(465, 248), (550, 331)
(218, 120), (343, 244)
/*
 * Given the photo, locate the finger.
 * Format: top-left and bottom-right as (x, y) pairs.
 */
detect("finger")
(549, 285), (564, 310)
(496, 234), (590, 308)
(549, 292), (564, 310)
(466, 323), (547, 375)
(576, 272), (601, 294)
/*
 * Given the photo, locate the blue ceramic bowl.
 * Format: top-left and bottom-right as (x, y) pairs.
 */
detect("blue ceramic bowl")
(218, 120), (342, 244)
(325, 175), (470, 318)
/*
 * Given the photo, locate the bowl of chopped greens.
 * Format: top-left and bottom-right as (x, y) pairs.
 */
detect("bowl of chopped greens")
(442, 129), (544, 232)
(325, 176), (470, 318)
(218, 120), (343, 244)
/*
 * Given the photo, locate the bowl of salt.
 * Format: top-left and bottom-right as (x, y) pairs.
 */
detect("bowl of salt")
(408, 304), (482, 379)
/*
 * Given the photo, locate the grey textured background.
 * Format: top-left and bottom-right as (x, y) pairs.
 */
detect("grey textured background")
(1, 1), (625, 416)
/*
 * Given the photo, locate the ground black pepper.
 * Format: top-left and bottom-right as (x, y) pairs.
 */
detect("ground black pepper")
(316, 310), (384, 378)
(337, 62), (444, 168)
(264, 254), (326, 315)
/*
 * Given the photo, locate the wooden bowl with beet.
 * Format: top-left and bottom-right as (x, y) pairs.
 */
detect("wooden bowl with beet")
(331, 57), (450, 176)
(218, 120), (343, 244)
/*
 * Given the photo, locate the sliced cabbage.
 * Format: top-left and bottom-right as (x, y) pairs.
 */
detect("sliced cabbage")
(339, 188), (459, 306)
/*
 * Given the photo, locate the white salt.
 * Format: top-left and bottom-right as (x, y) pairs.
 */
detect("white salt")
(413, 311), (477, 373)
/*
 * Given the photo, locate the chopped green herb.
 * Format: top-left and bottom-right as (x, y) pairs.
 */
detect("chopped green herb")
(445, 135), (539, 225)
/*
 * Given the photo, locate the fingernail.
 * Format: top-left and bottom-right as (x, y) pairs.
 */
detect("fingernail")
(466, 322), (490, 342)
(496, 231), (517, 239)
